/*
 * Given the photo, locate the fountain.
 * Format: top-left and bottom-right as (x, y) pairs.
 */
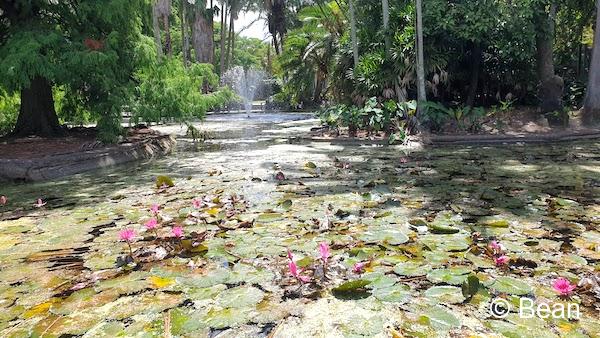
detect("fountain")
(221, 66), (266, 113)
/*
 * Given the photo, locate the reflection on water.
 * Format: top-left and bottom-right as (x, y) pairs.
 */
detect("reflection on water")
(0, 112), (317, 211)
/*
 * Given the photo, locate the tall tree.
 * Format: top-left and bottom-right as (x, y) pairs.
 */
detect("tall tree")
(582, 0), (600, 124)
(225, 2), (237, 70)
(415, 0), (427, 117)
(220, 1), (228, 72)
(181, 0), (191, 66)
(191, 3), (215, 64)
(534, 1), (564, 121)
(155, 0), (173, 56)
(382, 0), (390, 54)
(349, 0), (359, 68)
(152, 1), (164, 58)
(265, 0), (286, 55)
(0, 0), (144, 139)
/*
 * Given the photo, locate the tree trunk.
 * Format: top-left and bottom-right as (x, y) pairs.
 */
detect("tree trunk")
(181, 0), (190, 66)
(192, 10), (214, 64)
(163, 14), (172, 55)
(582, 0), (600, 125)
(152, 3), (164, 59)
(535, 2), (563, 117)
(466, 42), (482, 108)
(13, 76), (62, 137)
(225, 14), (234, 70)
(220, 2), (228, 73)
(211, 0), (215, 64)
(415, 0), (427, 117)
(349, 0), (359, 68)
(382, 0), (390, 54)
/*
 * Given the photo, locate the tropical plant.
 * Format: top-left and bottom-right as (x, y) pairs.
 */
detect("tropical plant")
(132, 59), (236, 124)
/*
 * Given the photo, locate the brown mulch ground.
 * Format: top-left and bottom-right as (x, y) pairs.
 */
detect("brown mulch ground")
(0, 126), (159, 160)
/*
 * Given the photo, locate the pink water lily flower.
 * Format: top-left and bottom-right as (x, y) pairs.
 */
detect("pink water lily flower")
(318, 242), (330, 263)
(552, 277), (577, 296)
(0, 195), (7, 206)
(353, 262), (367, 274)
(287, 248), (294, 261)
(144, 218), (159, 230)
(34, 198), (46, 208)
(192, 199), (204, 209)
(172, 226), (184, 238)
(150, 204), (160, 214)
(489, 240), (504, 254)
(275, 171), (285, 181)
(118, 228), (136, 257)
(119, 228), (136, 242)
(494, 255), (510, 266)
(289, 260), (311, 283)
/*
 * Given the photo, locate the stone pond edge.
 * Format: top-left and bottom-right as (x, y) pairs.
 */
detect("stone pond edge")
(0, 134), (176, 182)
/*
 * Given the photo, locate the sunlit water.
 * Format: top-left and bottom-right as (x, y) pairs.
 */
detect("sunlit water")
(1, 112), (599, 337)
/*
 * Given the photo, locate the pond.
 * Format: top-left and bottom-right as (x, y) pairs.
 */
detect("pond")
(0, 112), (599, 337)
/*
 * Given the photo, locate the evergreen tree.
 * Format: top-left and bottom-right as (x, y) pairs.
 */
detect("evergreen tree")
(0, 0), (145, 141)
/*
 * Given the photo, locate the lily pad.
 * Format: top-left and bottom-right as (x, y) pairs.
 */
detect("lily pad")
(424, 286), (466, 304)
(489, 276), (533, 295)
(426, 267), (471, 286)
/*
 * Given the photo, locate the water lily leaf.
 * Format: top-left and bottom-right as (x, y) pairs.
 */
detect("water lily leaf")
(371, 283), (412, 303)
(426, 267), (471, 285)
(461, 275), (480, 299)
(333, 279), (371, 292)
(424, 286), (466, 304)
(168, 308), (209, 335)
(204, 307), (251, 329)
(305, 161), (317, 169)
(23, 299), (58, 318)
(393, 262), (431, 277)
(215, 286), (264, 308)
(156, 175), (174, 188)
(257, 212), (283, 222)
(419, 305), (461, 331)
(490, 276), (533, 295)
(420, 233), (471, 252)
(429, 222), (460, 234)
(149, 276), (175, 289)
(359, 227), (409, 245)
(478, 216), (510, 228)
(279, 199), (293, 210)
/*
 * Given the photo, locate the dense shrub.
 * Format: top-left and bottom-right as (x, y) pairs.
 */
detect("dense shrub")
(132, 59), (237, 124)
(318, 98), (417, 143)
(0, 90), (19, 137)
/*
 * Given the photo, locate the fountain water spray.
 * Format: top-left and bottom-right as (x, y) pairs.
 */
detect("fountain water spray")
(221, 66), (266, 113)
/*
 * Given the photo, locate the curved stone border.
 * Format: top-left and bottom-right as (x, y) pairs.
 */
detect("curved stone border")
(0, 134), (176, 182)
(304, 129), (600, 146)
(426, 130), (600, 145)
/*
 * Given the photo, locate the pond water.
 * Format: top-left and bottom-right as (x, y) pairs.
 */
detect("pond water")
(0, 112), (599, 337)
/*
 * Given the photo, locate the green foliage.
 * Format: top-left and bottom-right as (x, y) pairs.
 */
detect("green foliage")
(277, 2), (344, 105)
(156, 175), (175, 188)
(318, 98), (417, 143)
(275, 0), (595, 122)
(420, 102), (486, 132)
(132, 59), (236, 124)
(0, 0), (147, 142)
(0, 90), (19, 136)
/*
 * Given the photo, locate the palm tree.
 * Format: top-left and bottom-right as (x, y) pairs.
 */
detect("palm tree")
(382, 0), (390, 54)
(279, 2), (344, 104)
(415, 0), (426, 117)
(349, 0), (359, 67)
